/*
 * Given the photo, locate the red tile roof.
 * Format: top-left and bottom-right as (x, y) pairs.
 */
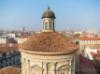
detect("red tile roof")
(80, 36), (100, 40)
(86, 44), (100, 49)
(0, 44), (18, 54)
(19, 32), (78, 54)
(0, 66), (21, 74)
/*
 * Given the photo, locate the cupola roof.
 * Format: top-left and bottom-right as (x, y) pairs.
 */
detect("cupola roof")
(42, 7), (56, 18)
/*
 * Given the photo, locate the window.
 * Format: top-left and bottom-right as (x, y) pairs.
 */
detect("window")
(31, 65), (43, 74)
(49, 21), (52, 29)
(44, 22), (48, 30)
(49, 24), (52, 30)
(57, 65), (70, 74)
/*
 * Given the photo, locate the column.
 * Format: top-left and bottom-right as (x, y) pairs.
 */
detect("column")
(26, 59), (30, 74)
(47, 62), (57, 74)
(28, 60), (30, 74)
(68, 59), (71, 74)
(21, 58), (26, 74)
(43, 62), (48, 74)
(71, 56), (75, 74)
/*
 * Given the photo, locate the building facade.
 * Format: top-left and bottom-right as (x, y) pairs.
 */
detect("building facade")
(0, 44), (20, 68)
(21, 50), (76, 74)
(20, 7), (78, 74)
(79, 36), (100, 54)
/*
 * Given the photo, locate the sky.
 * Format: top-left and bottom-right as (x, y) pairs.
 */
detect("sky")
(0, 0), (100, 31)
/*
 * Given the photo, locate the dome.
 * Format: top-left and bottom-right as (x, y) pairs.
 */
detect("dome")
(41, 7), (56, 18)
(19, 32), (78, 55)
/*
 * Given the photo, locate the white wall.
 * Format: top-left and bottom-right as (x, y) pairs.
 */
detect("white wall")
(0, 37), (7, 44)
(21, 51), (76, 74)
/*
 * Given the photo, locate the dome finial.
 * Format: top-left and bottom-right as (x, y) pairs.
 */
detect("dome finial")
(48, 6), (50, 10)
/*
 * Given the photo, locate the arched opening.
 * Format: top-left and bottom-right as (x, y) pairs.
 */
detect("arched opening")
(31, 65), (43, 74)
(57, 65), (70, 74)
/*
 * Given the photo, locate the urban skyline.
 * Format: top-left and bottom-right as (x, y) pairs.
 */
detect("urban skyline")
(0, 1), (100, 74)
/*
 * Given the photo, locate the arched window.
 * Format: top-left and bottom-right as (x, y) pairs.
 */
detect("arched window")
(45, 22), (48, 30)
(57, 65), (70, 74)
(31, 65), (43, 74)
(49, 21), (52, 30)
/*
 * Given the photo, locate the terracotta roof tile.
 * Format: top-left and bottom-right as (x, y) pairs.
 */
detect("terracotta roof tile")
(80, 36), (100, 40)
(0, 66), (21, 74)
(86, 44), (100, 49)
(19, 32), (78, 54)
(0, 44), (18, 54)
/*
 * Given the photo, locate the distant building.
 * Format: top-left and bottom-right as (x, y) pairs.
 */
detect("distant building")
(0, 44), (20, 68)
(0, 36), (7, 44)
(16, 35), (28, 44)
(0, 32), (17, 44)
(15, 32), (30, 44)
(6, 32), (16, 39)
(79, 36), (100, 54)
(83, 44), (100, 60)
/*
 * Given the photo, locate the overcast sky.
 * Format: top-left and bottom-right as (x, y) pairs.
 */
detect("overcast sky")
(0, 0), (100, 31)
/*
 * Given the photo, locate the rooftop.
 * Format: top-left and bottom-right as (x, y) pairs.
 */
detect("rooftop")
(80, 36), (100, 40)
(86, 44), (100, 49)
(0, 44), (18, 54)
(0, 66), (21, 74)
(20, 32), (78, 55)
